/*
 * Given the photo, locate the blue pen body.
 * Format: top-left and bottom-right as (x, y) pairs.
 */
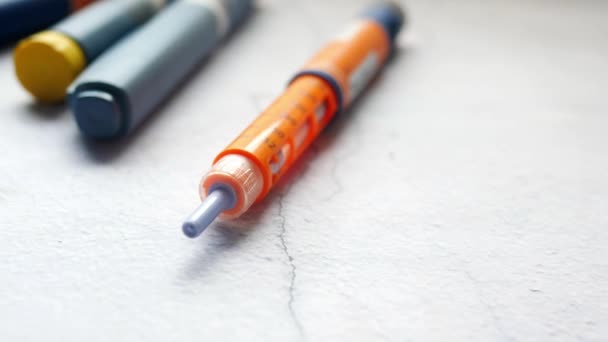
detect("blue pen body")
(0, 0), (73, 45)
(13, 0), (174, 102)
(68, 0), (254, 139)
(53, 0), (172, 62)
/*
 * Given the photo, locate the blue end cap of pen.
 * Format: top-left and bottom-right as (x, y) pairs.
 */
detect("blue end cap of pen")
(362, 2), (406, 43)
(71, 90), (124, 139)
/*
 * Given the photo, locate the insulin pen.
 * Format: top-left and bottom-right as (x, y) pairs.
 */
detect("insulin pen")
(14, 0), (172, 103)
(182, 2), (405, 238)
(0, 0), (96, 45)
(68, 0), (253, 140)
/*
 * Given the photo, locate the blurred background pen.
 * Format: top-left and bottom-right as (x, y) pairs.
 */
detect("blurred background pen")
(69, 0), (253, 139)
(0, 0), (97, 46)
(13, 0), (174, 103)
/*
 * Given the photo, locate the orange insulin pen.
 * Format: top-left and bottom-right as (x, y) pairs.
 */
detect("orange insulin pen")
(183, 2), (405, 238)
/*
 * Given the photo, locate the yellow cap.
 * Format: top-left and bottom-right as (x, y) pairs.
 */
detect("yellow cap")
(14, 31), (86, 103)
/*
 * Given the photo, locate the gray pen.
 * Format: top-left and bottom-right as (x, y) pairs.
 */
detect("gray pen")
(14, 0), (171, 103)
(68, 0), (253, 139)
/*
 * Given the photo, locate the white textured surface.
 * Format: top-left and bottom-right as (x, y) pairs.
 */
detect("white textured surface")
(1, 0), (607, 341)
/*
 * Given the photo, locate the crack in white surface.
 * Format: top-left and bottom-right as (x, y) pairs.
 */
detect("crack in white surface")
(322, 156), (345, 202)
(320, 120), (363, 202)
(277, 193), (305, 338)
(251, 90), (306, 338)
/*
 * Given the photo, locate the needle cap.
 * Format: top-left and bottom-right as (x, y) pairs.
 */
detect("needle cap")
(182, 187), (236, 238)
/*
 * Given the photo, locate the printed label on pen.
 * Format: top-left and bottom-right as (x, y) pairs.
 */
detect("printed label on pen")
(349, 52), (379, 101)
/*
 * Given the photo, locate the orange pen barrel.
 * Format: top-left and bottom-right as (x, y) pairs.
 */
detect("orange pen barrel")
(183, 2), (405, 237)
(206, 75), (339, 218)
(294, 16), (391, 110)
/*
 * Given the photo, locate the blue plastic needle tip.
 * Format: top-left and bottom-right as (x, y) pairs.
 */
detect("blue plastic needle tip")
(182, 188), (234, 238)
